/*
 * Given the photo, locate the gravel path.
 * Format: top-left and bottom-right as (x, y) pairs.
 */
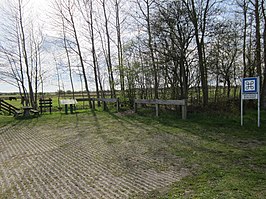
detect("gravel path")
(0, 114), (188, 198)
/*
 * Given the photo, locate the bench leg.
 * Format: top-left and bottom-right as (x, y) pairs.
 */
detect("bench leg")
(70, 104), (73, 114)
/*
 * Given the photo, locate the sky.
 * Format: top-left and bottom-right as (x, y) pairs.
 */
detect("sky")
(0, 0), (134, 93)
(1, 0), (134, 93)
(0, 0), (52, 93)
(0, 0), (95, 93)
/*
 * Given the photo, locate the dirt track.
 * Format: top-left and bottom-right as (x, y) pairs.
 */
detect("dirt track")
(0, 113), (188, 198)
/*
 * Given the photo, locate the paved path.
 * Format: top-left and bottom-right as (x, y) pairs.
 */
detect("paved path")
(0, 115), (188, 198)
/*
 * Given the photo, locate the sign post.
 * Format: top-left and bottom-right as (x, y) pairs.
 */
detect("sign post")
(241, 77), (260, 127)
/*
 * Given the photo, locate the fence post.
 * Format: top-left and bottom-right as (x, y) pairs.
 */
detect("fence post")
(49, 98), (52, 114)
(116, 98), (120, 112)
(181, 100), (187, 120)
(155, 103), (159, 117)
(92, 99), (95, 110)
(103, 101), (107, 111)
(134, 100), (137, 113)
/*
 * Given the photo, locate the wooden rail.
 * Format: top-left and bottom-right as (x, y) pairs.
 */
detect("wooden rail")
(134, 99), (187, 119)
(0, 98), (20, 115)
(91, 98), (119, 112)
(76, 98), (120, 112)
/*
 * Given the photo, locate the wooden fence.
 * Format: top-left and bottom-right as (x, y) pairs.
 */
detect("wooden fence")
(0, 98), (20, 115)
(134, 99), (187, 119)
(76, 98), (120, 112)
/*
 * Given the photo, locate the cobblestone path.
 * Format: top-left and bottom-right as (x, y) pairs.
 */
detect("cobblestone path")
(0, 114), (188, 198)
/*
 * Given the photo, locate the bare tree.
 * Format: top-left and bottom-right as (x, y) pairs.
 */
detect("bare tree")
(17, 0), (36, 107)
(101, 0), (116, 98)
(114, 0), (125, 99)
(32, 29), (43, 108)
(54, 0), (91, 106)
(183, 0), (215, 106)
(135, 0), (158, 99)
(0, 0), (44, 108)
(62, 16), (75, 99)
(261, 0), (266, 108)
(236, 0), (249, 78)
(154, 0), (194, 100)
(254, 0), (262, 80)
(77, 0), (102, 102)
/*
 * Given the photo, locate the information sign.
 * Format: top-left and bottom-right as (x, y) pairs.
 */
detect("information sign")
(242, 77), (258, 93)
(242, 93), (258, 100)
(241, 77), (260, 127)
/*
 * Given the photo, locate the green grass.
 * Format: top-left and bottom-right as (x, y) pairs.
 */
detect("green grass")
(0, 107), (265, 198)
(119, 109), (266, 198)
(0, 114), (16, 127)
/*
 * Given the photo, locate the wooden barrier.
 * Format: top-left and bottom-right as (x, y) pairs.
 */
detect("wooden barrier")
(91, 98), (120, 112)
(134, 99), (187, 119)
(0, 98), (20, 115)
(76, 98), (120, 112)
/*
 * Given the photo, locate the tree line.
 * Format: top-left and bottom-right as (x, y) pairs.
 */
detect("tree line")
(0, 0), (266, 109)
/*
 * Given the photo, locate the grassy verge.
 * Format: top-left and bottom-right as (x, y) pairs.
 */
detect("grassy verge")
(127, 109), (266, 198)
(0, 108), (265, 198)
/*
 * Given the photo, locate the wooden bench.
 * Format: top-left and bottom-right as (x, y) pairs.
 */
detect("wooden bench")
(30, 109), (39, 116)
(39, 98), (52, 114)
(14, 110), (23, 117)
(14, 109), (39, 118)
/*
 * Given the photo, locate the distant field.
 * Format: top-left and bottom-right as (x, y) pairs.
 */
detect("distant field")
(0, 109), (265, 198)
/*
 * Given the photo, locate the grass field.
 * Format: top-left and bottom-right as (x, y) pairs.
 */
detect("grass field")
(0, 108), (265, 198)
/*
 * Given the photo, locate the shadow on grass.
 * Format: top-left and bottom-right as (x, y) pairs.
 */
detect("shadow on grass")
(0, 115), (24, 128)
(116, 108), (266, 140)
(1, 108), (265, 198)
(113, 109), (266, 199)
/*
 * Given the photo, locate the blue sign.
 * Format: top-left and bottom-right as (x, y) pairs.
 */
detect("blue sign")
(241, 77), (260, 127)
(242, 77), (258, 93)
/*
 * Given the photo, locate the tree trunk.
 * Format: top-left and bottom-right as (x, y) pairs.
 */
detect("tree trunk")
(16, 19), (27, 103)
(19, 0), (35, 108)
(62, 18), (75, 99)
(68, 7), (91, 107)
(146, 1), (158, 99)
(102, 0), (116, 98)
(115, 0), (125, 99)
(185, 0), (209, 106)
(255, 0), (262, 80)
(262, 29), (266, 107)
(243, 0), (248, 77)
(89, 1), (100, 104)
(261, 0), (266, 108)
